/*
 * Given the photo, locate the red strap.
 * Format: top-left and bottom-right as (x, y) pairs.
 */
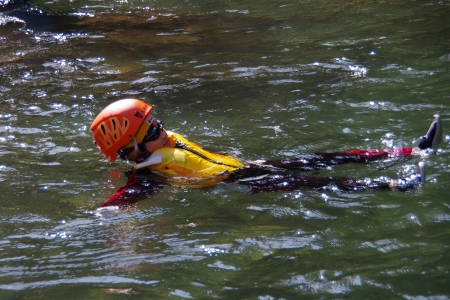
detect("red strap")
(343, 149), (389, 157)
(390, 147), (413, 156)
(344, 147), (412, 158)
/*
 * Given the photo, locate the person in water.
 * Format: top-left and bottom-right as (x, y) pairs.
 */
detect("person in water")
(90, 98), (442, 207)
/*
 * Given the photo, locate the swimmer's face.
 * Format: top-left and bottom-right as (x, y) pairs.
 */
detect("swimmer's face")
(144, 118), (170, 153)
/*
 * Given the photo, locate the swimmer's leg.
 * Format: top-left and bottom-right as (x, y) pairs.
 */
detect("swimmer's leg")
(260, 114), (442, 171)
(235, 172), (392, 193)
(260, 149), (406, 171)
(232, 163), (425, 193)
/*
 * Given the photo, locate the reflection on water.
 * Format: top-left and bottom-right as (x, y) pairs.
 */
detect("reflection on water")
(0, 0), (449, 298)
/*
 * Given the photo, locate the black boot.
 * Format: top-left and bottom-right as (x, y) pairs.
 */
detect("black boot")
(418, 114), (442, 150)
(396, 162), (426, 191)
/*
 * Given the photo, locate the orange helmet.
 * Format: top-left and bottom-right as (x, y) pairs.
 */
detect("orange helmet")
(90, 99), (152, 162)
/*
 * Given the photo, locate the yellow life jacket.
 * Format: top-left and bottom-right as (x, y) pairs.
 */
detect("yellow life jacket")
(136, 131), (244, 187)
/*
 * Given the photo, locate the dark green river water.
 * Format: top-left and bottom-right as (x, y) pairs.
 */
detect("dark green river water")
(0, 0), (449, 298)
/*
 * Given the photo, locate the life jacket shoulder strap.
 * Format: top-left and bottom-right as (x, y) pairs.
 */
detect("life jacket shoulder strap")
(175, 142), (241, 169)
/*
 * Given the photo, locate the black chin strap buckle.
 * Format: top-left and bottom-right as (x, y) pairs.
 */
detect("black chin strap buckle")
(135, 150), (151, 163)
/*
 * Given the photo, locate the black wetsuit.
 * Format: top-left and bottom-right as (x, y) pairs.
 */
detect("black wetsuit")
(101, 148), (419, 207)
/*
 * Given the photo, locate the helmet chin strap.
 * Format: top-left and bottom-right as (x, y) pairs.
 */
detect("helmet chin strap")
(133, 137), (139, 153)
(118, 137), (152, 162)
(133, 137), (151, 163)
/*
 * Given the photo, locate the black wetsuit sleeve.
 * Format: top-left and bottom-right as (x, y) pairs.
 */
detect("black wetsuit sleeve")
(101, 170), (166, 207)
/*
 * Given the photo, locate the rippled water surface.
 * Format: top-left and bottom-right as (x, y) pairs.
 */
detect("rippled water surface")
(0, 0), (449, 298)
